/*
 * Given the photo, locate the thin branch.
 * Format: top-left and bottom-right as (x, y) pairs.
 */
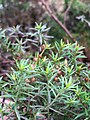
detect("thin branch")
(40, 0), (76, 42)
(64, 0), (74, 26)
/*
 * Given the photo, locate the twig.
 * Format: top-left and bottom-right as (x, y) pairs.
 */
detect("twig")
(1, 91), (5, 108)
(64, 0), (74, 26)
(40, 0), (76, 42)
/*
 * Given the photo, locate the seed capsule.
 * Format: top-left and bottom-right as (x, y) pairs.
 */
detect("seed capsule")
(57, 70), (62, 75)
(33, 57), (38, 62)
(54, 76), (58, 82)
(31, 77), (36, 83)
(85, 78), (89, 82)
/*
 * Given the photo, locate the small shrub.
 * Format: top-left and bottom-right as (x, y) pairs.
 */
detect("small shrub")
(0, 24), (90, 120)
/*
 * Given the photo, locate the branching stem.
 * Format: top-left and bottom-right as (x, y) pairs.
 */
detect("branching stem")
(40, 0), (76, 42)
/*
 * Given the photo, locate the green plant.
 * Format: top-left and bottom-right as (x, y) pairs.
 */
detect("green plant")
(0, 26), (90, 120)
(0, 23), (52, 78)
(0, 23), (51, 54)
